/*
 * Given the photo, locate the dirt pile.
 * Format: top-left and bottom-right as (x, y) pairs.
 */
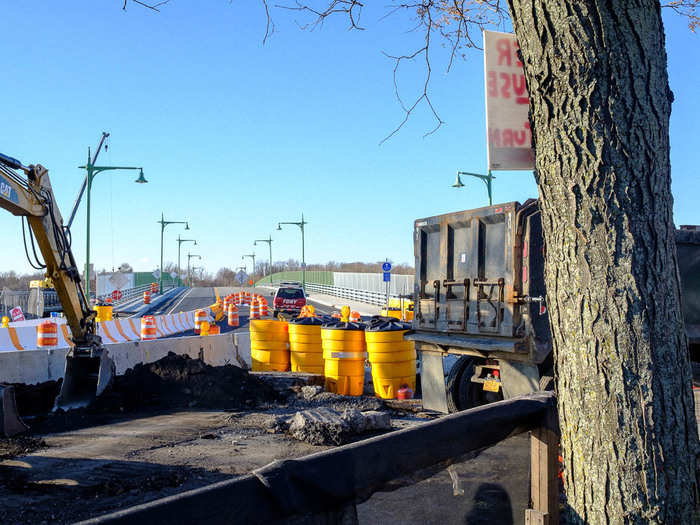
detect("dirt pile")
(94, 352), (280, 412)
(0, 436), (46, 460)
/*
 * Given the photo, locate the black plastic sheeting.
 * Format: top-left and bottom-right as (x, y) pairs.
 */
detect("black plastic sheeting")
(321, 321), (366, 331)
(365, 318), (411, 332)
(288, 316), (324, 326)
(80, 392), (557, 525)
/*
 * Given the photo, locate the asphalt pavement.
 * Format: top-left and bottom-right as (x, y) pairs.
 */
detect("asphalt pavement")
(117, 286), (347, 340)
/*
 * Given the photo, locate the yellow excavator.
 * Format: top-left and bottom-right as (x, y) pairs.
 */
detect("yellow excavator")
(0, 152), (114, 435)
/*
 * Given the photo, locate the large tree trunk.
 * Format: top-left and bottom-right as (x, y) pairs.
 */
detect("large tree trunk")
(506, 1), (700, 522)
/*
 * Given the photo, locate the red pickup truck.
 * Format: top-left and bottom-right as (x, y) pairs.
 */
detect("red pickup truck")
(272, 285), (307, 317)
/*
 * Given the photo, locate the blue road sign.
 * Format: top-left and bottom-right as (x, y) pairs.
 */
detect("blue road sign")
(383, 272), (391, 282)
(382, 262), (392, 272)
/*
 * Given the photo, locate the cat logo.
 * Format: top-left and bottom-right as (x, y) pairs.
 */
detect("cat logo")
(0, 177), (18, 204)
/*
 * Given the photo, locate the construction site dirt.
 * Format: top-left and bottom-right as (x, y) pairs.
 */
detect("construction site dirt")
(0, 354), (530, 524)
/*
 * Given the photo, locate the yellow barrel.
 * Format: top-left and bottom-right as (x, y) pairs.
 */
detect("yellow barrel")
(321, 321), (366, 396)
(95, 304), (113, 323)
(365, 319), (416, 400)
(250, 319), (289, 372)
(288, 317), (324, 374)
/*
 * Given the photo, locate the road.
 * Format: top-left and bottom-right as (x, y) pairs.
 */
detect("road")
(132, 286), (344, 340)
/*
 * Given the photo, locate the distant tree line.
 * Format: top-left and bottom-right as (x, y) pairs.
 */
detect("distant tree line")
(0, 271), (44, 290)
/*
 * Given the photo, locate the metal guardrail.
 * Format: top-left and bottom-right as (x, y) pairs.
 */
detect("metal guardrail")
(0, 283), (177, 318)
(0, 289), (29, 317)
(303, 282), (402, 307)
(97, 283), (176, 307)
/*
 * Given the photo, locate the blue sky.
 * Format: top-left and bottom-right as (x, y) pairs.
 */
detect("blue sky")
(1, 2), (698, 276)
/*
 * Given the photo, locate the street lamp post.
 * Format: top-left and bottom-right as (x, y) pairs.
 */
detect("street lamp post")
(242, 254), (256, 286)
(277, 214), (308, 292)
(187, 253), (201, 288)
(176, 235), (197, 286)
(254, 236), (273, 285)
(74, 133), (147, 299)
(452, 171), (496, 206)
(158, 213), (189, 293)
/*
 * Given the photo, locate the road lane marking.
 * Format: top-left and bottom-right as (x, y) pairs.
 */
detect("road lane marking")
(167, 288), (193, 314)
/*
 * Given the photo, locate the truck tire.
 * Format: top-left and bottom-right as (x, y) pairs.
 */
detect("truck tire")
(457, 358), (483, 410)
(446, 356), (471, 413)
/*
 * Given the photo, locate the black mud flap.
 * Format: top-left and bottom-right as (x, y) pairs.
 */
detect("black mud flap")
(54, 350), (115, 411)
(0, 384), (29, 437)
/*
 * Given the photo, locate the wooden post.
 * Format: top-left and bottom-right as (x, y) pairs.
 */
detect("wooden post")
(527, 427), (559, 525)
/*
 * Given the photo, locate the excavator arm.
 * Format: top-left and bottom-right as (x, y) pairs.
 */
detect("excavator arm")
(0, 153), (114, 418)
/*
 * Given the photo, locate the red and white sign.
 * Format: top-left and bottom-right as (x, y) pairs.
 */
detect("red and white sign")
(483, 30), (534, 171)
(111, 290), (123, 301)
(9, 306), (25, 322)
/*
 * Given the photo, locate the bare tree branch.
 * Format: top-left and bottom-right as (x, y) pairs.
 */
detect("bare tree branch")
(663, 0), (700, 31)
(123, 0), (170, 12)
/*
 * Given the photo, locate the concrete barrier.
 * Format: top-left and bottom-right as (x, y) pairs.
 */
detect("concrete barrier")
(0, 332), (252, 385)
(0, 310), (197, 352)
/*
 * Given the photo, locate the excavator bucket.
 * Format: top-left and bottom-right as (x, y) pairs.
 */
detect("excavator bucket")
(0, 384), (29, 437)
(54, 350), (116, 410)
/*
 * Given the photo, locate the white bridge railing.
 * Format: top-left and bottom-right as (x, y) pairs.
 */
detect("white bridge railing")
(302, 283), (402, 306)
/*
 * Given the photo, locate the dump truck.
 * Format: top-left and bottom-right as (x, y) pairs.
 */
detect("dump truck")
(407, 200), (700, 413)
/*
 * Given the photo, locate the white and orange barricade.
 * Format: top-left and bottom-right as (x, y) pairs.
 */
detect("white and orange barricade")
(140, 316), (157, 340)
(228, 304), (240, 327)
(37, 320), (58, 348)
(143, 291), (151, 304)
(251, 297), (260, 320)
(151, 282), (158, 295)
(194, 309), (208, 334)
(259, 298), (269, 317)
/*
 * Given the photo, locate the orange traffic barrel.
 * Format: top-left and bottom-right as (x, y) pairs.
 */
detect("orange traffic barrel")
(194, 309), (208, 334)
(37, 320), (58, 348)
(143, 291), (151, 304)
(288, 316), (323, 374)
(365, 319), (416, 400)
(259, 298), (269, 318)
(140, 316), (157, 340)
(151, 282), (158, 294)
(208, 322), (220, 335)
(322, 321), (367, 396)
(349, 311), (361, 322)
(250, 319), (289, 372)
(251, 297), (260, 320)
(228, 304), (239, 327)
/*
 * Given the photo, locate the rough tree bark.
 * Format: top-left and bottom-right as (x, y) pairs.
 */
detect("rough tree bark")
(507, 1), (700, 522)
